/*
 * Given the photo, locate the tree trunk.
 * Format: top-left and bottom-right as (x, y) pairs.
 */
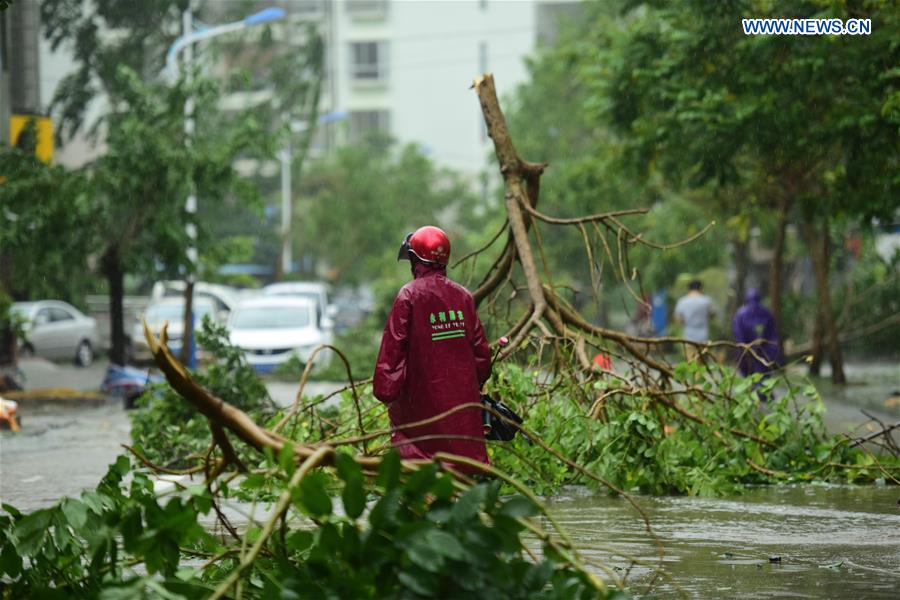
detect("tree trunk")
(801, 221), (845, 384)
(769, 197), (788, 359)
(809, 304), (825, 376)
(181, 280), (195, 366)
(102, 247), (127, 365)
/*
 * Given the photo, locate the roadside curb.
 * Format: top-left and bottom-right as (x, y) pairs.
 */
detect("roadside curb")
(2, 388), (112, 409)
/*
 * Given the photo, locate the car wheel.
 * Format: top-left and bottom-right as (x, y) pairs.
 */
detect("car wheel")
(19, 344), (34, 359)
(75, 340), (94, 367)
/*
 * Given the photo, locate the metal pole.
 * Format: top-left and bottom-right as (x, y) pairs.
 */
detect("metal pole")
(280, 137), (292, 277)
(181, 6), (197, 368)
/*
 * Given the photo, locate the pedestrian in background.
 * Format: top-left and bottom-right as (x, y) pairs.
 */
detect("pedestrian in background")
(674, 279), (717, 361)
(732, 288), (781, 378)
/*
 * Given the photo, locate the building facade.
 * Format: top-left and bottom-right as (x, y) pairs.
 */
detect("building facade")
(329, 0), (578, 176)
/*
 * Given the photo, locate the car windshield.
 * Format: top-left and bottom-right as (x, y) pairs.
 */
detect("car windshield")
(145, 303), (213, 322)
(232, 306), (312, 330)
(269, 290), (319, 304)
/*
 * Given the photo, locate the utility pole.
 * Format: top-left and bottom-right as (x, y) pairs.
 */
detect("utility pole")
(180, 5), (198, 368)
(279, 135), (292, 279)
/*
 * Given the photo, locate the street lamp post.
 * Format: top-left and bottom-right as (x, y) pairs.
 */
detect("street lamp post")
(166, 5), (286, 366)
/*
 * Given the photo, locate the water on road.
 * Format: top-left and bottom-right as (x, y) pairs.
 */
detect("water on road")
(0, 359), (897, 598)
(544, 485), (900, 598)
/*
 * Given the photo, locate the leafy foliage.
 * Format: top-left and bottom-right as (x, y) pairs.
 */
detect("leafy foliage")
(0, 451), (615, 599)
(484, 363), (898, 496)
(0, 143), (93, 302)
(256, 455), (607, 599)
(0, 455), (217, 598)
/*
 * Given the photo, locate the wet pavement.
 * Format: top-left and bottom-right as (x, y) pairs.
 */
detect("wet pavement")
(0, 358), (343, 510)
(0, 358), (897, 597)
(544, 485), (900, 599)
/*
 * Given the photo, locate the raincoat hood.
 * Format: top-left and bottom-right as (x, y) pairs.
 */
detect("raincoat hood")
(412, 261), (446, 279)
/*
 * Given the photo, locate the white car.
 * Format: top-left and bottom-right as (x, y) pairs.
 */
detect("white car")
(150, 280), (238, 315)
(262, 281), (337, 331)
(12, 300), (100, 366)
(130, 297), (219, 362)
(228, 297), (332, 373)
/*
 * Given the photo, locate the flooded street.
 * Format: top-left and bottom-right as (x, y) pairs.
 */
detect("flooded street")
(1, 359), (897, 597)
(546, 485), (900, 598)
(0, 404), (130, 508)
(0, 358), (343, 510)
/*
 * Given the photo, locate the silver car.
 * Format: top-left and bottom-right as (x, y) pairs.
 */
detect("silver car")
(130, 297), (219, 363)
(12, 300), (100, 366)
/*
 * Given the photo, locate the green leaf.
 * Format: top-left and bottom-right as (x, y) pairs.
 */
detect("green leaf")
(450, 484), (488, 524)
(422, 529), (466, 560)
(430, 474), (455, 501)
(240, 474), (266, 490)
(334, 452), (363, 483)
(296, 472), (333, 517)
(279, 443), (295, 476)
(375, 450), (401, 490)
(404, 464), (437, 495)
(497, 495), (538, 519)
(341, 475), (366, 520)
(398, 568), (439, 596)
(369, 489), (400, 529)
(287, 530), (314, 553)
(16, 509), (52, 554)
(522, 560), (554, 592)
(61, 499), (89, 529)
(0, 543), (23, 577)
(406, 538), (444, 573)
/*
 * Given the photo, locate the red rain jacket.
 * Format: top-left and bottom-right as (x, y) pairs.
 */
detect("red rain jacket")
(373, 262), (491, 471)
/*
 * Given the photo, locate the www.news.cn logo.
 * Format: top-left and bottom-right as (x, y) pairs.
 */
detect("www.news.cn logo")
(742, 18), (872, 36)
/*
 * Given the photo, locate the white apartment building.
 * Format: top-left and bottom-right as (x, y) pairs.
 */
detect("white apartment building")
(329, 0), (578, 176)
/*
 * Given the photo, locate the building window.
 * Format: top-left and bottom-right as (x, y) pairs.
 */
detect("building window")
(349, 110), (391, 143)
(350, 41), (388, 82)
(346, 0), (388, 19)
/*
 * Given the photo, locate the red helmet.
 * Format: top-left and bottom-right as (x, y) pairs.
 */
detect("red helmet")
(397, 226), (451, 265)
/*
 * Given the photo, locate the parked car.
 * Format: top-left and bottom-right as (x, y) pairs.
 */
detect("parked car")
(262, 281), (337, 331)
(11, 300), (100, 366)
(331, 285), (376, 333)
(228, 296), (332, 373)
(150, 280), (238, 316)
(130, 297), (218, 362)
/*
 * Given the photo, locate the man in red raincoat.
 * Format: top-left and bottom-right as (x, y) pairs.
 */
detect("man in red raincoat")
(373, 226), (492, 471)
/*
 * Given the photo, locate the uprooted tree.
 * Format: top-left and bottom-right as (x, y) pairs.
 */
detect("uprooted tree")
(5, 74), (897, 599)
(136, 68), (900, 535)
(133, 71), (898, 512)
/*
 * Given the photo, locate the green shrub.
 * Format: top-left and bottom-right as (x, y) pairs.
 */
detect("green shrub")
(0, 452), (619, 599)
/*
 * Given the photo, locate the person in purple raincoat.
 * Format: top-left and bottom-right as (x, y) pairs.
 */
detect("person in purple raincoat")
(732, 288), (781, 377)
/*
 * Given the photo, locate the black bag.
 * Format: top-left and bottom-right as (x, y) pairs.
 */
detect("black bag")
(481, 394), (524, 442)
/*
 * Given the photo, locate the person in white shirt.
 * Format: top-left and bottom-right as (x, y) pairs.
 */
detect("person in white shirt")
(674, 279), (717, 361)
